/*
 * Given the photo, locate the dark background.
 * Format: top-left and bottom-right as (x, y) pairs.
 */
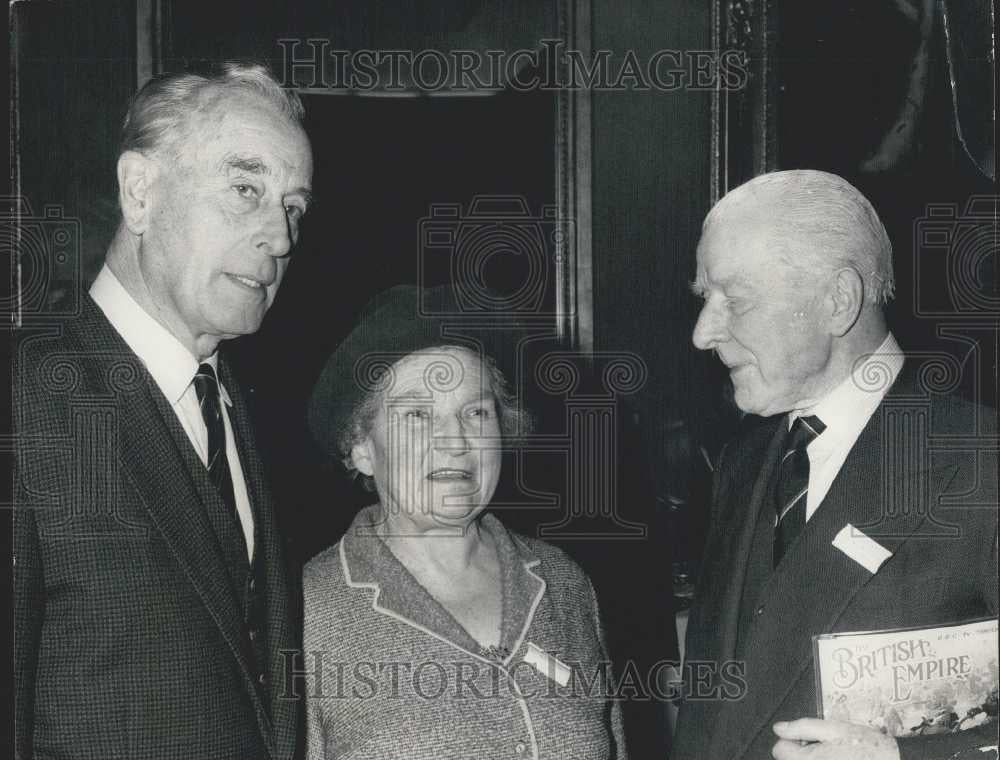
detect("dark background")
(10, 0), (996, 756)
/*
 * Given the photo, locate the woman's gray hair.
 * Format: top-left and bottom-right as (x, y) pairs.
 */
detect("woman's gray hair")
(704, 169), (895, 305)
(120, 61), (304, 160)
(338, 348), (533, 491)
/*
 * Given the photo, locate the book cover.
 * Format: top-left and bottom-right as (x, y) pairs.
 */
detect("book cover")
(813, 618), (998, 738)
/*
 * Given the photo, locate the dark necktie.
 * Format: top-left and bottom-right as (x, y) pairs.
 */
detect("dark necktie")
(192, 364), (239, 522)
(773, 414), (826, 567)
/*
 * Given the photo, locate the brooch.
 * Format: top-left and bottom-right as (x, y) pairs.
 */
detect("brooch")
(479, 645), (510, 662)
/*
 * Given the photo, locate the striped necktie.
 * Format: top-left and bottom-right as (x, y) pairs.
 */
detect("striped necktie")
(773, 414), (826, 567)
(192, 363), (239, 520)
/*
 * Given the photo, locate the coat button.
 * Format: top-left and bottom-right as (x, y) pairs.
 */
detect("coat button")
(248, 628), (258, 642)
(257, 673), (267, 686)
(756, 604), (765, 616)
(515, 741), (526, 754)
(249, 578), (256, 592)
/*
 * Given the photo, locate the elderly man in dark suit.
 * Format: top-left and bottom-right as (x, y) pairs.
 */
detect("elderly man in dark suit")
(673, 170), (998, 760)
(15, 63), (313, 759)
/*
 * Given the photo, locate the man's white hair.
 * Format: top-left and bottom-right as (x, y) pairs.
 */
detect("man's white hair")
(704, 169), (895, 305)
(120, 61), (304, 161)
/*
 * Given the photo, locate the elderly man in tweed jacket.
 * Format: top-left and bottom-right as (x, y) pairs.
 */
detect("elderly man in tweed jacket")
(14, 63), (312, 759)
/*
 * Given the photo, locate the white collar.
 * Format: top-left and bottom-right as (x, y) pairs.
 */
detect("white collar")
(791, 332), (903, 448)
(89, 265), (231, 406)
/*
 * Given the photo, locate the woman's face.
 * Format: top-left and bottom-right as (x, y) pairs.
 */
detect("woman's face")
(351, 347), (503, 532)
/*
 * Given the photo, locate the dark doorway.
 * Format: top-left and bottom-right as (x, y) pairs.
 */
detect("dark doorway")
(227, 88), (557, 560)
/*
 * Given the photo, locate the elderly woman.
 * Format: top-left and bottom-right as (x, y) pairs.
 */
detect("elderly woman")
(304, 285), (627, 760)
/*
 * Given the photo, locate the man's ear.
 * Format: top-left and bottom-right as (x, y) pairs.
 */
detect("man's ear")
(350, 438), (375, 477)
(117, 150), (156, 234)
(828, 266), (865, 337)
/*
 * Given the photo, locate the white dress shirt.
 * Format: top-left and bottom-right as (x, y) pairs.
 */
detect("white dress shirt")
(792, 332), (904, 521)
(90, 265), (255, 557)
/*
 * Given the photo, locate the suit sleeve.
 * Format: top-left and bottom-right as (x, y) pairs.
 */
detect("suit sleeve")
(588, 577), (629, 760)
(302, 568), (326, 760)
(305, 684), (325, 760)
(14, 452), (44, 760)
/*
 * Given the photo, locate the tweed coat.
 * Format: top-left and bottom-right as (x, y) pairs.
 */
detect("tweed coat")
(672, 366), (999, 760)
(14, 295), (300, 760)
(303, 504), (628, 759)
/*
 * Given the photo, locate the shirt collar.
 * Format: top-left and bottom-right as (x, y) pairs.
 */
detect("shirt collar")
(791, 332), (903, 447)
(89, 265), (231, 406)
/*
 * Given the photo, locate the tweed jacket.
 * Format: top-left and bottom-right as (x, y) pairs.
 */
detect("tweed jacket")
(303, 504), (627, 759)
(14, 295), (300, 760)
(672, 366), (999, 760)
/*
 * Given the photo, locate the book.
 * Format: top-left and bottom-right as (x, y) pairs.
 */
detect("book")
(813, 618), (999, 738)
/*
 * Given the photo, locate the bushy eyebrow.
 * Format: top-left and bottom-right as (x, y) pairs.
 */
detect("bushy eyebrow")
(220, 153), (313, 209)
(691, 271), (752, 298)
(220, 153), (270, 176)
(385, 389), (433, 402)
(385, 391), (495, 404)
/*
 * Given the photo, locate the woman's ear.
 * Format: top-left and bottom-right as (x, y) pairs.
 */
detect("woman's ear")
(350, 438), (375, 477)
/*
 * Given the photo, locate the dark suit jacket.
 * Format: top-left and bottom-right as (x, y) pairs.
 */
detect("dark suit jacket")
(672, 367), (999, 760)
(14, 295), (300, 759)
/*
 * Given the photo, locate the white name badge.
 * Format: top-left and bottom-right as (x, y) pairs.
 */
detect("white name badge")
(523, 642), (571, 687)
(832, 523), (893, 574)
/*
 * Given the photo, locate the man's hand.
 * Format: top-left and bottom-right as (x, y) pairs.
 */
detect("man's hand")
(772, 718), (901, 760)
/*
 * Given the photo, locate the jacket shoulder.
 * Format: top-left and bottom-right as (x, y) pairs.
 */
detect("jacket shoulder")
(714, 414), (782, 481)
(507, 528), (594, 592)
(303, 542), (345, 590)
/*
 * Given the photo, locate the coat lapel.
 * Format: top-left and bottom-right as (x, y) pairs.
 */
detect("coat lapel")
(116, 372), (278, 737)
(74, 299), (277, 755)
(690, 417), (785, 664)
(221, 360), (298, 759)
(724, 372), (956, 759)
(340, 506), (546, 664)
(497, 529), (547, 664)
(672, 417), (784, 759)
(341, 506), (487, 657)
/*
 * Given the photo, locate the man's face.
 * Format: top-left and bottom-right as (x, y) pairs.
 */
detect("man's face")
(139, 92), (313, 351)
(354, 347), (503, 532)
(691, 211), (834, 416)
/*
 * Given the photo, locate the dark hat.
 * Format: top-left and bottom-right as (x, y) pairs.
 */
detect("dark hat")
(307, 284), (516, 460)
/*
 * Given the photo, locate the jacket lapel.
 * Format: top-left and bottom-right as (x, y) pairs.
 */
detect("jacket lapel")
(340, 506), (546, 664)
(725, 373), (955, 759)
(690, 417), (785, 664)
(341, 506), (486, 656)
(116, 371), (277, 732)
(673, 417), (784, 759)
(221, 360), (298, 759)
(497, 529), (546, 664)
(168, 392), (251, 588)
(75, 299), (277, 755)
